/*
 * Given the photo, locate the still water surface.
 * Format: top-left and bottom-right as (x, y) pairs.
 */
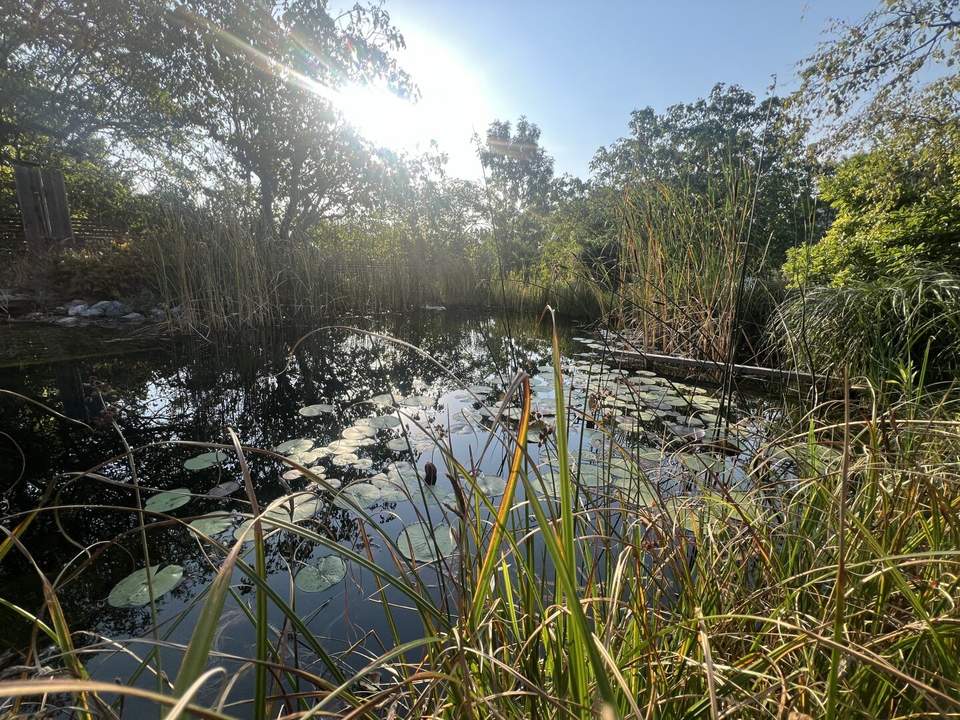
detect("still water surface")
(0, 311), (760, 714)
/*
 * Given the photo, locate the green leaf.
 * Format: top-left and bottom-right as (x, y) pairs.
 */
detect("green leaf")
(396, 522), (456, 563)
(183, 450), (228, 471)
(299, 403), (334, 417)
(295, 555), (347, 593)
(188, 513), (234, 537)
(144, 488), (191, 513)
(108, 564), (183, 607)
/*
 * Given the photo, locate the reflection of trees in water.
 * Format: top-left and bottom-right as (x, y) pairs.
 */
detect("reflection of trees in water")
(0, 311), (569, 651)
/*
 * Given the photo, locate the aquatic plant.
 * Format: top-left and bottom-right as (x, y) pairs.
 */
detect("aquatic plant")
(1, 323), (959, 719)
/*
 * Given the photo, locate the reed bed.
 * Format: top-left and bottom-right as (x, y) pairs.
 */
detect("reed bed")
(1, 325), (959, 719)
(612, 165), (773, 365)
(146, 207), (505, 332)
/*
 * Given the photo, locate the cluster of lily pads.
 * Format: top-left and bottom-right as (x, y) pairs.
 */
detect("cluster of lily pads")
(107, 336), (827, 612)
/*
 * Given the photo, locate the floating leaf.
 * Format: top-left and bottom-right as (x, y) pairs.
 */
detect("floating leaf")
(189, 513), (234, 537)
(396, 522), (456, 562)
(327, 439), (360, 454)
(275, 438), (314, 454)
(370, 393), (396, 407)
(343, 426), (376, 440)
(145, 488), (191, 513)
(207, 481), (240, 498)
(386, 437), (410, 452)
(400, 395), (430, 407)
(367, 415), (401, 429)
(108, 564), (183, 607)
(473, 473), (507, 496)
(183, 451), (228, 471)
(331, 453), (359, 466)
(295, 555), (346, 593)
(299, 403), (335, 417)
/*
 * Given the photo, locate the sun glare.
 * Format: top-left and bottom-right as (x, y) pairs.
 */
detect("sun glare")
(335, 30), (491, 177)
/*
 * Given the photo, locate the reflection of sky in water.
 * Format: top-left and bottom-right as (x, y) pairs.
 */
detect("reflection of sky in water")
(0, 311), (770, 716)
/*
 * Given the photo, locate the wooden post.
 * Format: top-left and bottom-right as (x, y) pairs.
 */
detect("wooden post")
(41, 168), (72, 240)
(13, 165), (48, 247)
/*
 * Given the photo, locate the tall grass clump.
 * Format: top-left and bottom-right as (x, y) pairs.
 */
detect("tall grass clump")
(771, 263), (960, 382)
(612, 163), (771, 364)
(147, 205), (502, 331)
(3, 326), (960, 718)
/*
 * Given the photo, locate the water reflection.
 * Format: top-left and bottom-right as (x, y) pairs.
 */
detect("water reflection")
(0, 310), (758, 714)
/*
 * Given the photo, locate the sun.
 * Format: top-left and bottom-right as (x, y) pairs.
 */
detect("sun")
(333, 29), (492, 178)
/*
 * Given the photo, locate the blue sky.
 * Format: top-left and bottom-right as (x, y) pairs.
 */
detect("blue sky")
(351, 0), (878, 178)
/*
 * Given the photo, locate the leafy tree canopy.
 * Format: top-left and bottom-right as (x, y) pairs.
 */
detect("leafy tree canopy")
(784, 110), (960, 286)
(591, 84), (818, 265)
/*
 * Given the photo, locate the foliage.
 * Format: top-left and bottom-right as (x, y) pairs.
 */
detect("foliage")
(795, 0), (960, 145)
(51, 238), (153, 300)
(4, 334), (960, 718)
(784, 114), (960, 286)
(480, 117), (556, 274)
(592, 83), (820, 264)
(772, 263), (960, 380)
(612, 161), (768, 363)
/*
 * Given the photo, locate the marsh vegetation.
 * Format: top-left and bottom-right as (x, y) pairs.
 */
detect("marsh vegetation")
(1, 0), (960, 718)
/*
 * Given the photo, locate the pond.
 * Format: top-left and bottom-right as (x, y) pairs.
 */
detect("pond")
(0, 310), (770, 715)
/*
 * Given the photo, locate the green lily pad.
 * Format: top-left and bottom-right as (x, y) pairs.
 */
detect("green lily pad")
(331, 452), (359, 466)
(386, 437), (410, 452)
(474, 473), (507, 496)
(299, 403), (335, 417)
(327, 439), (360, 454)
(189, 513), (234, 536)
(396, 522), (456, 563)
(145, 488), (191, 513)
(370, 393), (396, 406)
(343, 425), (377, 440)
(368, 415), (401, 429)
(183, 451), (229, 471)
(275, 438), (314, 454)
(400, 395), (430, 407)
(295, 555), (347, 593)
(108, 564), (184, 607)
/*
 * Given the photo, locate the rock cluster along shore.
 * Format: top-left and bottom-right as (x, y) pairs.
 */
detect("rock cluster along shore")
(1, 291), (179, 328)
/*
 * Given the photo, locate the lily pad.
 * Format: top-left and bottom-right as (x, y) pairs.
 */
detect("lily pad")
(189, 513), (234, 537)
(327, 439), (360, 454)
(386, 437), (410, 452)
(396, 522), (457, 563)
(145, 488), (191, 513)
(299, 403), (335, 417)
(108, 564), (184, 607)
(400, 395), (430, 407)
(370, 393), (396, 406)
(275, 438), (314, 454)
(368, 415), (401, 429)
(295, 555), (347, 593)
(208, 481), (240, 498)
(183, 451), (229, 471)
(331, 452), (360, 466)
(474, 473), (507, 496)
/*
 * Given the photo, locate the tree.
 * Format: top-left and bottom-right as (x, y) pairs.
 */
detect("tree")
(479, 117), (555, 274)
(1, 1), (414, 240)
(591, 84), (818, 264)
(167, 0), (414, 239)
(0, 1), (183, 163)
(784, 112), (960, 286)
(796, 0), (960, 146)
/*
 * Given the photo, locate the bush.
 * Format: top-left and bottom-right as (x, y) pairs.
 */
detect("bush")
(770, 263), (960, 380)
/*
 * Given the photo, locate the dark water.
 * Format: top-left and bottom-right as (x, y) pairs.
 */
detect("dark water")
(0, 310), (759, 714)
